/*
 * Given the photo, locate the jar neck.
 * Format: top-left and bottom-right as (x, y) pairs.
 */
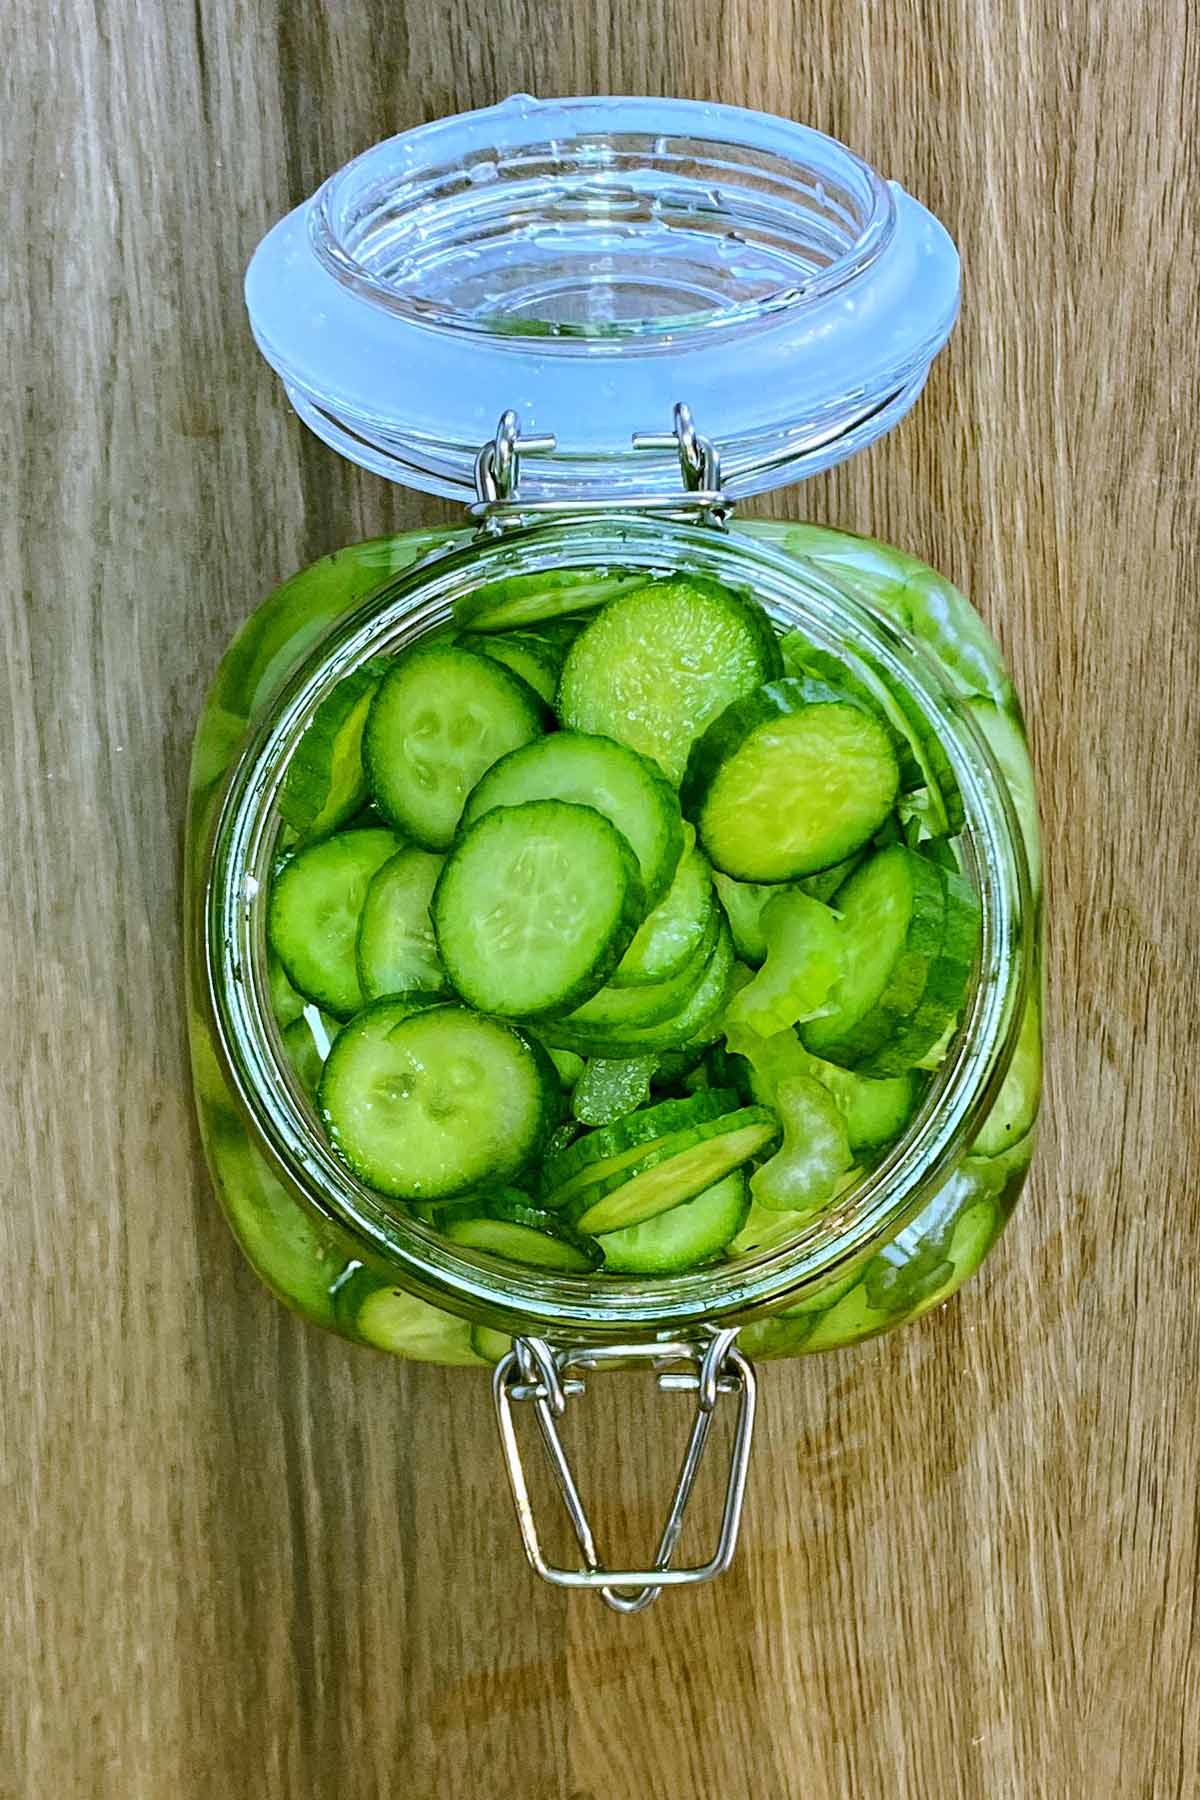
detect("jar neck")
(205, 517), (1032, 1341)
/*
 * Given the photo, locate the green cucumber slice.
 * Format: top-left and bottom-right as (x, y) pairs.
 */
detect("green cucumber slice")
(965, 697), (1041, 895)
(804, 1055), (922, 1152)
(682, 678), (900, 881)
(558, 576), (783, 784)
(540, 917), (735, 1056)
(596, 1169), (750, 1274)
(610, 824), (714, 988)
(356, 846), (447, 1000)
(364, 642), (546, 849)
(545, 1047), (586, 1090)
(854, 865), (980, 1075)
(458, 631), (560, 703)
(267, 949), (308, 1027)
(433, 799), (645, 1019)
(348, 1281), (484, 1365)
(799, 846), (948, 1068)
(542, 1089), (741, 1206)
(278, 659), (387, 839)
(724, 891), (843, 1036)
(470, 1324), (514, 1363)
(972, 986), (1041, 1156)
(561, 907), (719, 1031)
(749, 1075), (854, 1214)
(267, 827), (401, 1017)
(780, 632), (923, 786)
(461, 730), (683, 910)
(281, 1007), (337, 1097)
(571, 1056), (658, 1127)
(430, 1194), (600, 1271)
(452, 567), (646, 631)
(565, 1107), (780, 1234)
(319, 1001), (556, 1199)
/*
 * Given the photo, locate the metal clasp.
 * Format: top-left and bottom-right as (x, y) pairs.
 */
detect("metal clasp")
(493, 1328), (756, 1613)
(470, 402), (732, 530)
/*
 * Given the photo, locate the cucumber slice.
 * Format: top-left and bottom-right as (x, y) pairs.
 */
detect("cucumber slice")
(540, 917), (736, 1056)
(458, 631), (560, 704)
(566, 1107), (779, 1234)
(971, 986), (1041, 1155)
(780, 632), (923, 786)
(461, 731), (683, 910)
(750, 1075), (854, 1214)
(797, 850), (870, 904)
(596, 1169), (750, 1274)
(562, 907), (719, 1031)
(267, 828), (401, 1017)
(682, 678), (900, 881)
(571, 1056), (658, 1126)
(545, 1047), (586, 1090)
(558, 576), (783, 784)
(278, 659), (387, 839)
(610, 824), (714, 988)
(724, 891), (843, 1036)
(281, 1007), (337, 1097)
(965, 697), (1041, 895)
(470, 1324), (514, 1363)
(356, 846), (447, 1001)
(452, 566), (646, 631)
(364, 642), (547, 849)
(431, 1194), (599, 1272)
(804, 1055), (922, 1152)
(799, 846), (955, 1069)
(433, 799), (645, 1019)
(855, 865), (980, 1075)
(542, 1089), (741, 1206)
(350, 1281), (484, 1365)
(319, 1001), (556, 1199)
(267, 949), (308, 1027)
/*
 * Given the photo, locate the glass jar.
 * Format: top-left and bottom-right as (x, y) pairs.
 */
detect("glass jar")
(189, 96), (1041, 1603)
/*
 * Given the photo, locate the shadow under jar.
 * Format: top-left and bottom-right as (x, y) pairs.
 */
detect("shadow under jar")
(188, 97), (1042, 1607)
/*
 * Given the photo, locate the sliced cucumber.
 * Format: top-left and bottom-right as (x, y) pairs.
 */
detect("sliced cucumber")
(596, 1170), (750, 1274)
(470, 1323), (514, 1363)
(452, 566), (646, 631)
(565, 1106), (779, 1235)
(561, 907), (719, 1031)
(724, 891), (843, 1036)
(458, 631), (560, 704)
(965, 697), (1041, 895)
(356, 846), (447, 1000)
(682, 678), (900, 881)
(431, 1193), (600, 1272)
(558, 576), (783, 784)
(797, 850), (870, 904)
(972, 986), (1041, 1156)
(780, 632), (922, 786)
(433, 799), (644, 1019)
(267, 828), (401, 1017)
(268, 949), (308, 1027)
(349, 1280), (484, 1365)
(799, 846), (950, 1069)
(319, 1001), (556, 1199)
(364, 642), (546, 849)
(278, 659), (387, 839)
(750, 1075), (854, 1214)
(545, 1047), (586, 1090)
(804, 1055), (922, 1152)
(281, 1006), (337, 1098)
(461, 731), (683, 910)
(571, 1055), (658, 1127)
(855, 865), (980, 1075)
(541, 916), (735, 1057)
(542, 1088), (741, 1207)
(610, 823), (714, 988)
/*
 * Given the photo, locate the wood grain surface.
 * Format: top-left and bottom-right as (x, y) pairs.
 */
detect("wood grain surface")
(4, 2), (1199, 1795)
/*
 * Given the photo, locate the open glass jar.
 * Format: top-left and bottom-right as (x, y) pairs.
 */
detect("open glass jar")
(188, 97), (1041, 1606)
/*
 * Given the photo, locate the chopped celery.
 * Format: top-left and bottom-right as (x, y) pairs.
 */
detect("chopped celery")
(725, 892), (843, 1037)
(750, 1074), (853, 1214)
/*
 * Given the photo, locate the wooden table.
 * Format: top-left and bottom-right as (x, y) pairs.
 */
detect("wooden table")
(5, 4), (1198, 1795)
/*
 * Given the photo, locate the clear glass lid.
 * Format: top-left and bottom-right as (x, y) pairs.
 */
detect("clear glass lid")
(245, 95), (960, 502)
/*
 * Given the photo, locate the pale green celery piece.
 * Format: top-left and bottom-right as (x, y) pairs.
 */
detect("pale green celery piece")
(725, 892), (843, 1037)
(725, 1176), (859, 1260)
(712, 871), (775, 966)
(546, 1047), (586, 1090)
(572, 1055), (658, 1126)
(723, 1018), (811, 1105)
(750, 1074), (853, 1214)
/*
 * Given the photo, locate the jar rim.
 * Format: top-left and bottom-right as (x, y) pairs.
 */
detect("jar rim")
(203, 519), (1032, 1340)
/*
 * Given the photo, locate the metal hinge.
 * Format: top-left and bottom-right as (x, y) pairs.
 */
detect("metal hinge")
(493, 1328), (756, 1613)
(471, 402), (732, 531)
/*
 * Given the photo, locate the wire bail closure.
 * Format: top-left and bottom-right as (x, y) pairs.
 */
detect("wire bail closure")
(493, 1328), (757, 1613)
(471, 403), (731, 530)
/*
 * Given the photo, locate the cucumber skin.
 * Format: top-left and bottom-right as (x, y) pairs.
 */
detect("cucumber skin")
(563, 1107), (780, 1233)
(561, 905), (720, 1031)
(432, 800), (647, 1022)
(277, 660), (389, 840)
(596, 1169), (750, 1274)
(610, 829), (714, 988)
(543, 1088), (742, 1198)
(267, 828), (402, 1018)
(855, 865), (981, 1075)
(539, 917), (735, 1056)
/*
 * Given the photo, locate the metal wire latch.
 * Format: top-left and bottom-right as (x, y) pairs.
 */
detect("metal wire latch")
(471, 402), (731, 529)
(493, 1329), (756, 1613)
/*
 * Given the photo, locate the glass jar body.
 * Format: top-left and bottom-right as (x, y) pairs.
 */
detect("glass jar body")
(187, 518), (1041, 1365)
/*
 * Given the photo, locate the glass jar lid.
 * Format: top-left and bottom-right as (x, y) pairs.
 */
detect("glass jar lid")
(246, 95), (960, 503)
